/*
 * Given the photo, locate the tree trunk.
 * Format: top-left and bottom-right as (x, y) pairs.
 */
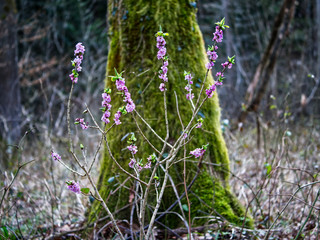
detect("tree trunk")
(89, 0), (252, 231)
(0, 0), (21, 168)
(238, 0), (295, 124)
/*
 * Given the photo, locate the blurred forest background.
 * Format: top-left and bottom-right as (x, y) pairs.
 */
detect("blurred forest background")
(0, 0), (319, 143)
(1, 0), (320, 239)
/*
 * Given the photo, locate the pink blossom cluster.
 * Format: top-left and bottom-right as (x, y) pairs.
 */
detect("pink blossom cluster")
(205, 46), (218, 70)
(222, 61), (233, 69)
(213, 26), (223, 43)
(128, 159), (143, 172)
(114, 111), (122, 125)
(156, 35), (166, 60)
(196, 118), (204, 128)
(205, 19), (233, 97)
(127, 144), (138, 155)
(156, 32), (169, 92)
(128, 158), (136, 168)
(128, 154), (154, 171)
(101, 90), (112, 124)
(66, 180), (81, 194)
(75, 118), (88, 130)
(205, 83), (216, 98)
(113, 76), (135, 125)
(190, 147), (206, 158)
(184, 72), (194, 100)
(69, 43), (85, 83)
(51, 151), (61, 161)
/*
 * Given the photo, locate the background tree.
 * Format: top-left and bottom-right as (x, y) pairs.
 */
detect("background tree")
(238, 0), (296, 125)
(0, 0), (21, 168)
(88, 0), (252, 231)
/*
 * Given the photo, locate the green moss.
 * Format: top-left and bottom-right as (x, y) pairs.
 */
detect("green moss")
(88, 0), (253, 229)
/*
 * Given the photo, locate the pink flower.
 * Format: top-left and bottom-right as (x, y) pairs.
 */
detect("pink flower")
(159, 83), (166, 92)
(127, 145), (138, 154)
(157, 48), (166, 60)
(66, 180), (81, 194)
(205, 84), (217, 98)
(69, 43), (85, 83)
(216, 72), (224, 78)
(126, 103), (135, 113)
(222, 61), (229, 68)
(156, 31), (169, 91)
(75, 118), (88, 130)
(144, 161), (151, 169)
(185, 85), (192, 91)
(190, 148), (206, 158)
(137, 164), (143, 172)
(102, 93), (111, 103)
(186, 93), (194, 100)
(161, 65), (168, 74)
(51, 151), (61, 161)
(205, 62), (214, 70)
(129, 158), (136, 168)
(213, 26), (223, 43)
(74, 42), (85, 56)
(101, 111), (111, 124)
(69, 73), (78, 83)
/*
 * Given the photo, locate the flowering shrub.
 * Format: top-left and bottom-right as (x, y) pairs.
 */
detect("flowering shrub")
(52, 18), (235, 239)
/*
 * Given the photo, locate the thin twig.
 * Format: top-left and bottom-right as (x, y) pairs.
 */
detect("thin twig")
(131, 114), (161, 154)
(133, 109), (173, 149)
(0, 159), (36, 211)
(67, 82), (75, 152)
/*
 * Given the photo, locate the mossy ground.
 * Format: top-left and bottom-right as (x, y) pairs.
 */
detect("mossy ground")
(88, 0), (253, 230)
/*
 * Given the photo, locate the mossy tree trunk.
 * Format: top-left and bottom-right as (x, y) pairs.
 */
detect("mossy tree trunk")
(89, 0), (252, 230)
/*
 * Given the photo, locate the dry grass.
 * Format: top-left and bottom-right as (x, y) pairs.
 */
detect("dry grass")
(1, 119), (320, 239)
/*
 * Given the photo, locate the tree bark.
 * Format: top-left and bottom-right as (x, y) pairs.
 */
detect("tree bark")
(0, 0), (21, 144)
(238, 0), (295, 124)
(89, 0), (252, 231)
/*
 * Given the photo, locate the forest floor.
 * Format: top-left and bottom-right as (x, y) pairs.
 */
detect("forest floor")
(1, 119), (320, 240)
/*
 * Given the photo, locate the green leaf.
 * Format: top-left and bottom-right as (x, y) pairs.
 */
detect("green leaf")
(265, 163), (272, 176)
(270, 105), (277, 110)
(202, 143), (209, 150)
(182, 204), (189, 212)
(81, 188), (90, 194)
(104, 88), (111, 94)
